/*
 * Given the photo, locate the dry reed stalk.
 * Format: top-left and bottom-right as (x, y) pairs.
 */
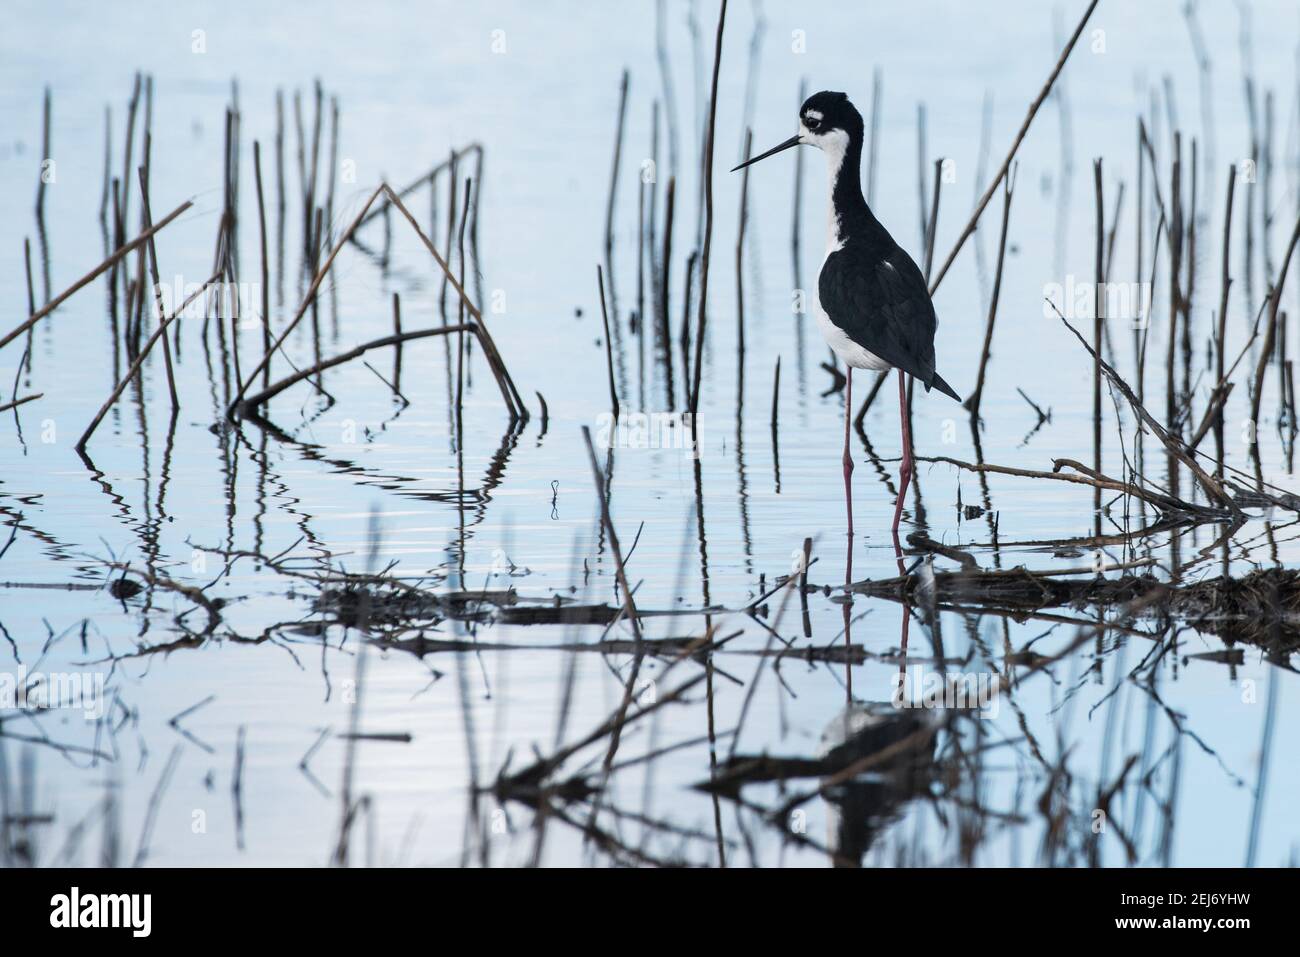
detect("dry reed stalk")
(1213, 165), (1237, 467)
(236, 325), (474, 412)
(35, 86), (51, 218)
(253, 141), (272, 388)
(1054, 306), (1239, 512)
(229, 185), (384, 410)
(77, 271), (222, 452)
(605, 69), (630, 263)
(380, 185), (526, 421)
(0, 200), (191, 352)
(598, 265), (620, 420)
(660, 176), (677, 407)
(735, 128), (752, 358)
(0, 394), (41, 414)
(928, 0), (1100, 296)
(1249, 212), (1300, 454)
(964, 167), (1015, 414)
(1093, 158), (1104, 484)
(690, 0), (729, 414)
(923, 156), (941, 280)
(136, 168), (180, 408)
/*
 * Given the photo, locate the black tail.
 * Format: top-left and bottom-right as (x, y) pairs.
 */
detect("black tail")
(926, 371), (961, 402)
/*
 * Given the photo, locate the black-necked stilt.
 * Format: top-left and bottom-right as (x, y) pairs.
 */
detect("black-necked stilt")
(734, 90), (959, 539)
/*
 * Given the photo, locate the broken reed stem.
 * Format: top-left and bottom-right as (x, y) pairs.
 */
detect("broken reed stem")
(1093, 158), (1104, 479)
(1137, 119), (1169, 229)
(581, 428), (641, 637)
(920, 455), (1212, 517)
(502, 667), (712, 795)
(309, 80), (323, 242)
(15, 238), (34, 386)
(923, 157), (942, 281)
(391, 292), (403, 395)
(736, 127), (752, 359)
(1249, 211), (1300, 452)
(380, 185), (526, 422)
(99, 105), (112, 225)
(120, 73), (141, 233)
(325, 97), (339, 251)
(23, 238), (35, 319)
(226, 81), (239, 231)
(456, 176), (472, 422)
(660, 176), (677, 406)
(35, 86), (50, 218)
(1103, 180), (1125, 282)
(770, 355), (781, 431)
(1053, 304), (1238, 512)
(439, 149), (457, 317)
(352, 144), (483, 231)
(1189, 382), (1235, 451)
(0, 394), (41, 414)
(229, 185), (383, 409)
(964, 166), (1015, 415)
(0, 200), (191, 352)
(637, 175), (645, 390)
(1185, 140), (1198, 400)
(597, 264), (620, 420)
(1137, 213), (1166, 413)
(254, 141), (272, 389)
(680, 251), (697, 407)
(292, 91), (306, 245)
(306, 206), (324, 391)
(1213, 165), (1237, 465)
(129, 182), (149, 350)
(928, 0), (1100, 296)
(1195, 294), (1274, 452)
(1134, 117), (1144, 365)
(136, 167), (180, 408)
(605, 70), (630, 261)
(1166, 136), (1183, 434)
(274, 90), (285, 218)
(691, 0), (729, 414)
(579, 425), (644, 771)
(222, 107), (235, 236)
(468, 143), (484, 252)
(792, 77), (807, 272)
(77, 271), (221, 452)
(236, 325), (474, 412)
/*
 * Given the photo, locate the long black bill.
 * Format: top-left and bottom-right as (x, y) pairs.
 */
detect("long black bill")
(729, 135), (801, 172)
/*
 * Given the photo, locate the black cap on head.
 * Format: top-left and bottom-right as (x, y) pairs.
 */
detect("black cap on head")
(800, 90), (863, 137)
(730, 90), (865, 173)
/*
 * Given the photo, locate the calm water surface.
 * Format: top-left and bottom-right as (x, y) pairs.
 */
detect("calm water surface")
(1, 0), (1299, 866)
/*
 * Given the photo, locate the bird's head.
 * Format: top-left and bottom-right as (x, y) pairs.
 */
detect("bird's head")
(732, 90), (863, 172)
(798, 90), (863, 154)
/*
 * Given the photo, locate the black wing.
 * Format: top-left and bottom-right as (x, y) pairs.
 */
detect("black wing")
(819, 242), (959, 400)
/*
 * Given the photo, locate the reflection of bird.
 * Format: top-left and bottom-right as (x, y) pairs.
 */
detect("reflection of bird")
(816, 701), (936, 867)
(734, 91), (959, 538)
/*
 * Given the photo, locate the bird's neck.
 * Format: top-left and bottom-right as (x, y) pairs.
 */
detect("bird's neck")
(824, 135), (881, 250)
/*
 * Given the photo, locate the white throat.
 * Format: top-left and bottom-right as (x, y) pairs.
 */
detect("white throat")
(813, 128), (851, 252)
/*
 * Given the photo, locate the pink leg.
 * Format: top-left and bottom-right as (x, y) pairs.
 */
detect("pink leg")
(843, 369), (856, 698)
(843, 368), (855, 576)
(891, 369), (913, 534)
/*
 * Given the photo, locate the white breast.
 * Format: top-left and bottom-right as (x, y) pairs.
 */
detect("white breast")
(811, 132), (891, 373)
(814, 247), (891, 372)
